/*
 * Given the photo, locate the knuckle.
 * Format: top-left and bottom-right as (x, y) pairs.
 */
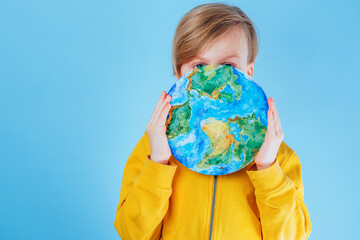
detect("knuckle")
(146, 122), (154, 130)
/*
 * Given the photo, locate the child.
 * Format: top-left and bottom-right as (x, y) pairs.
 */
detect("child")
(114, 3), (312, 239)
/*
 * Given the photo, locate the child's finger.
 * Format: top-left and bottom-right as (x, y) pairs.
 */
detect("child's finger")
(272, 99), (282, 132)
(267, 109), (275, 136)
(153, 94), (171, 125)
(159, 102), (172, 126)
(272, 100), (281, 136)
(272, 100), (278, 134)
(150, 91), (166, 123)
(273, 106), (281, 135)
(268, 97), (276, 135)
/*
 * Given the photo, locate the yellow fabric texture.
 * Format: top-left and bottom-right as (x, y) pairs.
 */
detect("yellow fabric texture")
(114, 130), (312, 239)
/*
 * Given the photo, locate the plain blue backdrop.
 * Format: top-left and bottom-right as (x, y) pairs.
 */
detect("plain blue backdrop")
(1, 0), (359, 239)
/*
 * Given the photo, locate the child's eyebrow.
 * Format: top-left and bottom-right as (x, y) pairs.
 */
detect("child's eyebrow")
(192, 54), (240, 62)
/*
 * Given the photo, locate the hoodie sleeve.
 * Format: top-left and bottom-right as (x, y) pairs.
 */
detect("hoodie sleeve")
(246, 151), (312, 240)
(114, 131), (178, 240)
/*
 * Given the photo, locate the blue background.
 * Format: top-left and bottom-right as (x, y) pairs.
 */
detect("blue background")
(0, 0), (359, 239)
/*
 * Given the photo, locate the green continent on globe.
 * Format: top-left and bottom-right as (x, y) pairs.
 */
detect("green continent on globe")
(230, 113), (267, 166)
(166, 101), (192, 140)
(196, 113), (267, 170)
(188, 65), (242, 103)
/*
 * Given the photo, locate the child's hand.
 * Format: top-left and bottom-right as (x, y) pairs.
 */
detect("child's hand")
(146, 91), (173, 165)
(254, 97), (284, 170)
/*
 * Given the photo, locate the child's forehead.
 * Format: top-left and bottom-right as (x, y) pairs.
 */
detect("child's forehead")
(196, 28), (247, 53)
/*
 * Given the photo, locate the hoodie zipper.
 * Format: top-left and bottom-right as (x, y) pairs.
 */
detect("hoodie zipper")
(208, 175), (217, 240)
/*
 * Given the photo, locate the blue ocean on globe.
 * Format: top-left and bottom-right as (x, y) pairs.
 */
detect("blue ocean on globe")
(165, 64), (268, 175)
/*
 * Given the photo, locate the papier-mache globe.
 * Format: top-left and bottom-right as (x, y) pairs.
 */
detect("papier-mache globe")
(165, 64), (268, 175)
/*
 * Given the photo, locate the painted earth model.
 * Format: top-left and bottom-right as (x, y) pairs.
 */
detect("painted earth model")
(165, 64), (268, 175)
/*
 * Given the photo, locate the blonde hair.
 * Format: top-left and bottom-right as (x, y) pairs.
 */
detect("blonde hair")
(171, 3), (259, 78)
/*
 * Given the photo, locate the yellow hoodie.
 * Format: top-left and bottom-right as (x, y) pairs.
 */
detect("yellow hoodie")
(114, 130), (312, 239)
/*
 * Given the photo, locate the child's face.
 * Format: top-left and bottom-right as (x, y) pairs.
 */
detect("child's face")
(178, 27), (254, 79)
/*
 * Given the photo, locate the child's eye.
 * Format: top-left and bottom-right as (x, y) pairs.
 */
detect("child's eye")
(193, 63), (235, 68)
(193, 63), (204, 69)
